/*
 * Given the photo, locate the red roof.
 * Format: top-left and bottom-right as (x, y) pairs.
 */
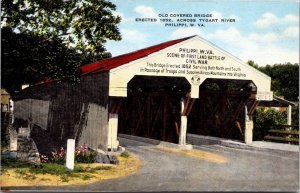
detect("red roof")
(33, 36), (194, 86)
(80, 35), (194, 75)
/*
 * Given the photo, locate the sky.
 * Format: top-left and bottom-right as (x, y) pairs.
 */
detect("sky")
(106, 0), (299, 66)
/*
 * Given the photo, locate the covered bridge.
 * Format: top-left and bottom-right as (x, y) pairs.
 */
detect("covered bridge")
(13, 35), (273, 152)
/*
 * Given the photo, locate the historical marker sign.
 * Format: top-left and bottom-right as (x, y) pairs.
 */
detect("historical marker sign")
(109, 36), (273, 100)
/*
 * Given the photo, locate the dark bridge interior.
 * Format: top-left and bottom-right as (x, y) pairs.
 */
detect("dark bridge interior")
(188, 78), (257, 140)
(116, 76), (258, 143)
(117, 76), (191, 143)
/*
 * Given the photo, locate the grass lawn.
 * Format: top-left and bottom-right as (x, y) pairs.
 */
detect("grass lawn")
(1, 151), (141, 187)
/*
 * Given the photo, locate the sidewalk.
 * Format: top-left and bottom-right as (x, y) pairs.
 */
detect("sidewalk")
(119, 133), (299, 156)
(187, 133), (299, 156)
(251, 141), (299, 152)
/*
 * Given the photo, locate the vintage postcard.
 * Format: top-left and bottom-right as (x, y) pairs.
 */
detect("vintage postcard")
(1, 0), (299, 192)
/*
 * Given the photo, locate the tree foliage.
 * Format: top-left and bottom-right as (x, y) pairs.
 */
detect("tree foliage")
(247, 60), (259, 69)
(1, 0), (121, 61)
(247, 61), (299, 101)
(1, 27), (81, 93)
(259, 63), (299, 101)
(1, 0), (122, 93)
(291, 104), (299, 126)
(253, 108), (287, 140)
(248, 61), (299, 140)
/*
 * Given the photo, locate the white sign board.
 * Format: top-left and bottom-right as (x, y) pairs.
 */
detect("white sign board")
(109, 36), (272, 99)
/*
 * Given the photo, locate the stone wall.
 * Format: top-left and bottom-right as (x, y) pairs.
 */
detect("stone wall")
(17, 137), (40, 163)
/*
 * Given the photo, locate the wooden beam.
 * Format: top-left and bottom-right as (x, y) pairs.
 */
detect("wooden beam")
(199, 91), (256, 97)
(264, 135), (299, 143)
(181, 97), (190, 116)
(110, 102), (117, 114)
(129, 91), (188, 97)
(152, 98), (164, 130)
(146, 97), (151, 137)
(115, 98), (123, 114)
(232, 99), (246, 121)
(249, 93), (257, 99)
(235, 120), (244, 138)
(133, 98), (147, 135)
(268, 129), (299, 135)
(248, 100), (259, 115)
(273, 124), (299, 128)
(174, 121), (179, 137)
(225, 97), (233, 110)
(227, 98), (247, 137)
(186, 98), (196, 116)
(163, 96), (168, 140)
(124, 98), (131, 120)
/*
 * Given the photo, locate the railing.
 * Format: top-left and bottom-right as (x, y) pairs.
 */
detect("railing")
(264, 125), (299, 144)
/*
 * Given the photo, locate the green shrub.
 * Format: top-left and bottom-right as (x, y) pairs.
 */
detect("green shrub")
(29, 163), (68, 175)
(75, 150), (96, 163)
(41, 143), (97, 165)
(15, 169), (27, 176)
(93, 166), (112, 170)
(120, 151), (130, 158)
(73, 165), (86, 173)
(74, 143), (97, 163)
(253, 107), (287, 140)
(3, 158), (112, 182)
(1, 113), (10, 149)
(14, 169), (36, 180)
(82, 174), (93, 180)
(292, 103), (299, 126)
(1, 158), (34, 169)
(60, 174), (69, 182)
(49, 147), (66, 165)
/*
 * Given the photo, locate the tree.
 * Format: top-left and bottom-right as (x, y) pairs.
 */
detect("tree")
(1, 27), (81, 93)
(259, 63), (299, 101)
(247, 61), (299, 101)
(1, 0), (122, 93)
(247, 60), (259, 69)
(253, 108), (287, 140)
(1, 0), (121, 61)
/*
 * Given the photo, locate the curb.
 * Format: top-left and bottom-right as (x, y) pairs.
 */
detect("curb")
(118, 134), (193, 150)
(187, 133), (299, 157)
(118, 133), (298, 157)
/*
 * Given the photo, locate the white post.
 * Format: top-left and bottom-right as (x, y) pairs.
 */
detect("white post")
(287, 105), (292, 125)
(179, 98), (187, 146)
(108, 113), (119, 150)
(9, 128), (18, 151)
(179, 116), (187, 145)
(178, 98), (192, 150)
(66, 139), (75, 170)
(244, 105), (253, 144)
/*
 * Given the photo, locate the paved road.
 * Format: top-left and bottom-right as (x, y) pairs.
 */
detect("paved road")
(8, 138), (299, 192)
